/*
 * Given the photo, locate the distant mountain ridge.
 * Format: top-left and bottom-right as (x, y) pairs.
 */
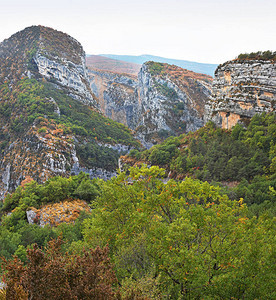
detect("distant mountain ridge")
(97, 54), (218, 77)
(86, 55), (141, 75)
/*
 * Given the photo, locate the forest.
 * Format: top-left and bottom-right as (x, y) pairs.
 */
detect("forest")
(0, 113), (275, 299)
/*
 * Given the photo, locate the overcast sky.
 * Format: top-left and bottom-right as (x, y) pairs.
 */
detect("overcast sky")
(0, 0), (275, 63)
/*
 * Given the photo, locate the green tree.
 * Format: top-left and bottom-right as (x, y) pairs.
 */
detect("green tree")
(83, 166), (276, 298)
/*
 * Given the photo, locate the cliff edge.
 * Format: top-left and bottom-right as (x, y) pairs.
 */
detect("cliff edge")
(205, 57), (276, 128)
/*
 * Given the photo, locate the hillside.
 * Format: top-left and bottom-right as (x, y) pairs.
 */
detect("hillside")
(86, 55), (141, 75)
(122, 112), (276, 207)
(99, 54), (218, 77)
(1, 151), (275, 299)
(0, 26), (140, 199)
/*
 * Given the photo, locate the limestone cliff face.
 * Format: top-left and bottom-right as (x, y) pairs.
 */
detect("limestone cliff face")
(136, 63), (212, 145)
(205, 59), (276, 128)
(88, 69), (140, 129)
(88, 62), (213, 147)
(34, 54), (95, 106)
(0, 122), (76, 200)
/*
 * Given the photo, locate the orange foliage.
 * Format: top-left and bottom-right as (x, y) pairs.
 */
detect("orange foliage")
(31, 199), (91, 226)
(20, 176), (34, 188)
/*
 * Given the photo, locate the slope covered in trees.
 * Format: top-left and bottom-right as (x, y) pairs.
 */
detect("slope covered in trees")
(123, 113), (276, 210)
(2, 239), (117, 300)
(0, 163), (275, 299)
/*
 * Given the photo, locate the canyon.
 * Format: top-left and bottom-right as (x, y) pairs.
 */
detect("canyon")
(0, 25), (275, 199)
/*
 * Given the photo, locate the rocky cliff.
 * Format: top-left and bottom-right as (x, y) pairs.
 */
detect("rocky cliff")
(88, 62), (213, 147)
(0, 26), (139, 200)
(136, 62), (212, 145)
(0, 25), (98, 108)
(205, 59), (276, 128)
(88, 69), (140, 130)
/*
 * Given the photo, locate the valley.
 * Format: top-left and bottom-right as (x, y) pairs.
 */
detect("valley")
(0, 26), (275, 299)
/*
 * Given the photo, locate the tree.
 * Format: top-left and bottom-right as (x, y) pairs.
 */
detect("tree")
(83, 165), (276, 299)
(2, 238), (118, 300)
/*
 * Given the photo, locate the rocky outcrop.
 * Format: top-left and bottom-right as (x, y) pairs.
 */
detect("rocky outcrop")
(0, 122), (76, 199)
(88, 62), (213, 146)
(0, 25), (98, 109)
(34, 26), (98, 107)
(26, 200), (90, 227)
(205, 59), (276, 128)
(136, 63), (212, 145)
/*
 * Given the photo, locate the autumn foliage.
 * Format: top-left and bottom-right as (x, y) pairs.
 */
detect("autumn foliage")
(2, 238), (118, 300)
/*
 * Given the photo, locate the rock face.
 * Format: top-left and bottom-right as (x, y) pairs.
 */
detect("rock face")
(88, 69), (140, 129)
(136, 62), (212, 145)
(0, 25), (98, 108)
(88, 62), (213, 147)
(0, 26), (139, 200)
(34, 54), (95, 106)
(205, 59), (276, 128)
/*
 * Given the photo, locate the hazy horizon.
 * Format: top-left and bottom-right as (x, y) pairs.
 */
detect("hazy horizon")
(0, 0), (275, 64)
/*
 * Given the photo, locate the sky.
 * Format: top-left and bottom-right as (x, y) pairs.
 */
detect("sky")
(0, 0), (275, 64)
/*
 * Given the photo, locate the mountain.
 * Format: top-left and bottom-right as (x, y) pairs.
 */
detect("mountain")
(99, 54), (218, 77)
(86, 55), (141, 75)
(0, 26), (140, 199)
(0, 36), (275, 300)
(135, 62), (212, 146)
(88, 61), (213, 147)
(205, 55), (276, 128)
(0, 25), (97, 107)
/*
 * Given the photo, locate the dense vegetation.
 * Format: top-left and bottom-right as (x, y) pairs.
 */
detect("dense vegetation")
(0, 165), (275, 299)
(125, 113), (276, 209)
(0, 78), (140, 171)
(0, 91), (275, 298)
(237, 50), (276, 61)
(0, 78), (139, 146)
(2, 239), (117, 299)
